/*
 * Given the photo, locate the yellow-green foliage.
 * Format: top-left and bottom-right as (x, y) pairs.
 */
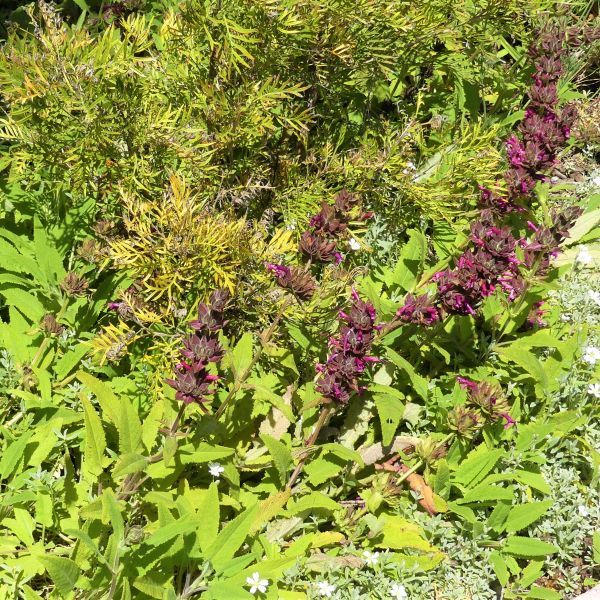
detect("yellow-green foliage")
(0, 0), (548, 229)
(104, 174), (297, 319)
(108, 175), (250, 305)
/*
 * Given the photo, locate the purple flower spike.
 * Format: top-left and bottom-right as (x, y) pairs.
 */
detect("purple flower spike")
(316, 291), (379, 405)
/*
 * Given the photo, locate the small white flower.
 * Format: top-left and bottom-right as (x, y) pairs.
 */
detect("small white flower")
(246, 572), (269, 595)
(402, 161), (416, 175)
(588, 290), (600, 306)
(579, 505), (590, 517)
(560, 313), (571, 322)
(576, 245), (593, 266)
(550, 176), (559, 183)
(208, 463), (225, 478)
(363, 550), (379, 566)
(588, 383), (600, 398)
(582, 345), (600, 365)
(348, 237), (361, 251)
(316, 581), (337, 597)
(390, 583), (408, 599)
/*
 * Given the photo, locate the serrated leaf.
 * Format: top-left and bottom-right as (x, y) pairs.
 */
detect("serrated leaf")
(77, 371), (120, 425)
(504, 501), (553, 533)
(197, 483), (220, 552)
(206, 504), (258, 572)
(112, 453), (148, 478)
(392, 229), (426, 291)
(117, 396), (142, 454)
(250, 490), (291, 534)
(145, 515), (198, 547)
(453, 448), (504, 489)
(38, 556), (80, 597)
(0, 431), (33, 480)
(503, 536), (558, 557)
(179, 443), (234, 463)
(375, 515), (435, 552)
(374, 395), (403, 446)
(230, 332), (254, 380)
(563, 207), (600, 246)
(80, 393), (106, 478)
(102, 488), (124, 542)
(526, 586), (562, 599)
(261, 434), (292, 486)
(0, 288), (45, 323)
(458, 484), (514, 504)
(285, 492), (341, 516)
(488, 551), (509, 586)
(385, 348), (428, 400)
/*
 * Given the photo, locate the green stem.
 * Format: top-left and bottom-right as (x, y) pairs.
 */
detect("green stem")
(286, 404), (334, 490)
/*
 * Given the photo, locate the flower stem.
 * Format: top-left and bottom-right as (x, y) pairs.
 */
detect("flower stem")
(286, 404), (333, 490)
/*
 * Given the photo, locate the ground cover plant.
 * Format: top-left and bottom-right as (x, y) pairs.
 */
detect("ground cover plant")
(0, 1), (600, 598)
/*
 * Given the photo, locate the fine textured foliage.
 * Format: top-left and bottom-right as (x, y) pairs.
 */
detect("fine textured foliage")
(1, 2), (600, 600)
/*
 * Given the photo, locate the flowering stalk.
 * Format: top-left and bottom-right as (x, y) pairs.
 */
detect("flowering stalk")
(267, 189), (371, 297)
(165, 289), (229, 410)
(394, 27), (582, 327)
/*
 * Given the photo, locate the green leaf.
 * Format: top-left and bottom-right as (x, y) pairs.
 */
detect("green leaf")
(112, 453), (148, 478)
(77, 372), (120, 425)
(322, 443), (364, 467)
(38, 556), (80, 597)
(34, 216), (65, 285)
(453, 448), (504, 489)
(63, 529), (110, 569)
(261, 434), (292, 486)
(513, 470), (551, 494)
(102, 488), (124, 542)
(230, 333), (254, 380)
(487, 501), (511, 533)
(72, 0), (91, 10)
(520, 559), (545, 587)
(458, 484), (515, 504)
(248, 383), (294, 421)
(180, 443), (235, 463)
(434, 459), (450, 497)
(78, 371), (141, 453)
(197, 483), (220, 553)
(563, 207), (600, 246)
(374, 395), (403, 446)
(304, 453), (345, 486)
(488, 551), (509, 586)
(526, 587), (562, 599)
(117, 396), (142, 454)
(141, 400), (163, 452)
(392, 229), (426, 291)
(206, 504), (259, 571)
(376, 515), (436, 552)
(592, 531), (600, 564)
(0, 288), (46, 323)
(0, 431), (33, 480)
(503, 536), (559, 558)
(385, 348), (429, 400)
(54, 344), (89, 381)
(80, 393), (107, 478)
(285, 492), (341, 516)
(145, 515), (198, 547)
(504, 501), (553, 533)
(495, 346), (548, 393)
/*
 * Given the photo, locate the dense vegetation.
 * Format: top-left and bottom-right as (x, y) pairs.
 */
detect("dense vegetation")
(0, 1), (599, 598)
